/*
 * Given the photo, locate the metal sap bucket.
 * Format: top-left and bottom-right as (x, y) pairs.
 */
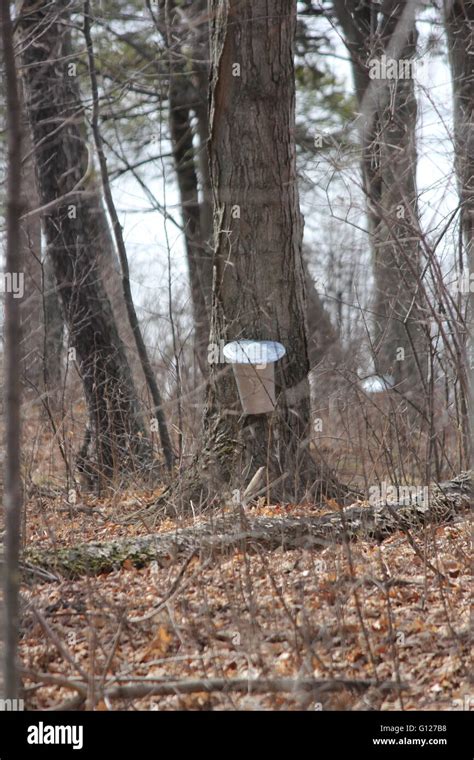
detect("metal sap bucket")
(223, 340), (286, 414)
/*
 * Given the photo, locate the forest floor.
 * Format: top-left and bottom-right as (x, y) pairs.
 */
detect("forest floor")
(19, 483), (471, 711)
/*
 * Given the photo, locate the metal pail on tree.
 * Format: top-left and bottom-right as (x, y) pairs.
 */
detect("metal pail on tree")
(223, 340), (286, 414)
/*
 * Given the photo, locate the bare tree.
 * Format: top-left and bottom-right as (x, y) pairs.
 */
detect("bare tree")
(333, 0), (428, 394)
(20, 146), (65, 407)
(1, 0), (23, 701)
(19, 126), (44, 391)
(163, 0), (350, 512)
(166, 4), (213, 376)
(1, 24), (63, 404)
(444, 0), (473, 465)
(147, 1), (346, 382)
(83, 0), (174, 471)
(146, 0), (213, 376)
(18, 0), (163, 486)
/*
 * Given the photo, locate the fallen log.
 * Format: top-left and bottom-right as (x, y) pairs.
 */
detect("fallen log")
(18, 471), (471, 581)
(22, 670), (407, 708)
(101, 675), (407, 702)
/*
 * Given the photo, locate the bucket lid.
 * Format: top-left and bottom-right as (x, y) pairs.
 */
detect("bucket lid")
(361, 374), (394, 393)
(223, 340), (286, 365)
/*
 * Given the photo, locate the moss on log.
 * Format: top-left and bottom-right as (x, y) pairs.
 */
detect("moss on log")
(18, 471), (471, 581)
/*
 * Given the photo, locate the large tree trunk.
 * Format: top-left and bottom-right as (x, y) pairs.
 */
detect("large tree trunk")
(160, 1), (343, 381)
(158, 0), (349, 514)
(14, 53), (64, 400)
(21, 136), (65, 413)
(333, 0), (427, 394)
(18, 0), (156, 487)
(444, 0), (474, 467)
(205, 0), (340, 502)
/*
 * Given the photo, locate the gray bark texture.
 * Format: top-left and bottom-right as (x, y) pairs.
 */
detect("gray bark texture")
(168, 78), (212, 373)
(444, 0), (474, 466)
(18, 0), (155, 486)
(158, 0), (349, 513)
(152, 0), (213, 376)
(163, 0), (342, 378)
(333, 0), (427, 393)
(1, 0), (24, 700)
(444, 0), (474, 269)
(19, 126), (44, 391)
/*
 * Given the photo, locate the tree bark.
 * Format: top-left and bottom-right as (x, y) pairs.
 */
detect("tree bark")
(158, 0), (352, 513)
(443, 0), (474, 466)
(18, 0), (156, 487)
(84, 1), (175, 472)
(4, 33), (64, 403)
(151, 0), (213, 376)
(20, 471), (471, 580)
(444, 0), (474, 266)
(302, 252), (343, 369)
(168, 81), (212, 374)
(333, 0), (427, 393)
(19, 124), (44, 391)
(1, 0), (24, 700)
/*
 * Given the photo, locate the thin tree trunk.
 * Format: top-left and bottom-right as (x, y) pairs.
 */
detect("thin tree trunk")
(168, 81), (211, 375)
(18, 0), (157, 487)
(156, 0), (213, 375)
(42, 251), (64, 402)
(444, 0), (474, 266)
(83, 1), (174, 472)
(1, 0), (23, 701)
(302, 253), (342, 369)
(19, 124), (44, 391)
(190, 0), (214, 278)
(84, 187), (148, 405)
